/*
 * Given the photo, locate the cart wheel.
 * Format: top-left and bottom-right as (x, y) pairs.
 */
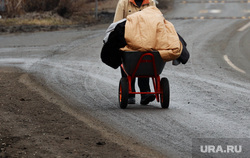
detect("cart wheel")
(160, 77), (170, 109)
(118, 77), (129, 109)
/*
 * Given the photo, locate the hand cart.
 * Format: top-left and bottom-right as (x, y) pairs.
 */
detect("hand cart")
(118, 51), (170, 109)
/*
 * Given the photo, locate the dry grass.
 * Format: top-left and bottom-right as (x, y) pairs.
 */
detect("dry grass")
(0, 17), (74, 26)
(0, 11), (75, 26)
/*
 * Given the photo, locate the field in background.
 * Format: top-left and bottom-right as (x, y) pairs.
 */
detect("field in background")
(0, 0), (173, 32)
(0, 0), (120, 28)
(1, 0), (117, 17)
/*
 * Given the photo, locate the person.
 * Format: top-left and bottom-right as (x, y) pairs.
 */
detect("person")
(113, 0), (156, 105)
(113, 0), (156, 23)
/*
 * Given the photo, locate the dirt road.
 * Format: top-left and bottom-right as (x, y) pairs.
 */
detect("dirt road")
(0, 67), (165, 158)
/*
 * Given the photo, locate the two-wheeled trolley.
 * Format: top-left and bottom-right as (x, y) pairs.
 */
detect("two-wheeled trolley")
(118, 51), (170, 109)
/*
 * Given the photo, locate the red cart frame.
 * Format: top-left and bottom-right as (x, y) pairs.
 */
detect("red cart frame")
(118, 51), (170, 109)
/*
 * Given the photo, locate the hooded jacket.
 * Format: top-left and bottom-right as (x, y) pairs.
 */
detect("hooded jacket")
(121, 6), (182, 62)
(113, 0), (155, 22)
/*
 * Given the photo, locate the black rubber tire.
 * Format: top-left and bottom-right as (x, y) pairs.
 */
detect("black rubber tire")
(118, 77), (129, 109)
(160, 77), (170, 109)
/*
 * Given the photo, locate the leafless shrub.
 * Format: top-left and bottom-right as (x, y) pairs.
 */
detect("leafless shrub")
(5, 0), (25, 16)
(23, 0), (60, 12)
(2, 0), (143, 20)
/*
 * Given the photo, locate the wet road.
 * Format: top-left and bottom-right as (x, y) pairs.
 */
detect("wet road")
(1, 0), (250, 157)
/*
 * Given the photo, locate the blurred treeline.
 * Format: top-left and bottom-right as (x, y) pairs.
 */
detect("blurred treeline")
(1, 0), (172, 18)
(2, 0), (107, 17)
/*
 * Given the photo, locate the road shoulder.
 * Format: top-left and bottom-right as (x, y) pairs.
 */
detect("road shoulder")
(0, 67), (165, 158)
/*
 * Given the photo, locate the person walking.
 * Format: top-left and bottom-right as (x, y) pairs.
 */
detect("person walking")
(114, 0), (156, 105)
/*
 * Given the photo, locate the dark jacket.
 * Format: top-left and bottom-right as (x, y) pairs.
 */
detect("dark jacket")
(173, 33), (190, 65)
(100, 21), (126, 69)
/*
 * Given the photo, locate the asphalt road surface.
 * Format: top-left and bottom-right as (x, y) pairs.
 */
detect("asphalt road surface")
(1, 0), (250, 157)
